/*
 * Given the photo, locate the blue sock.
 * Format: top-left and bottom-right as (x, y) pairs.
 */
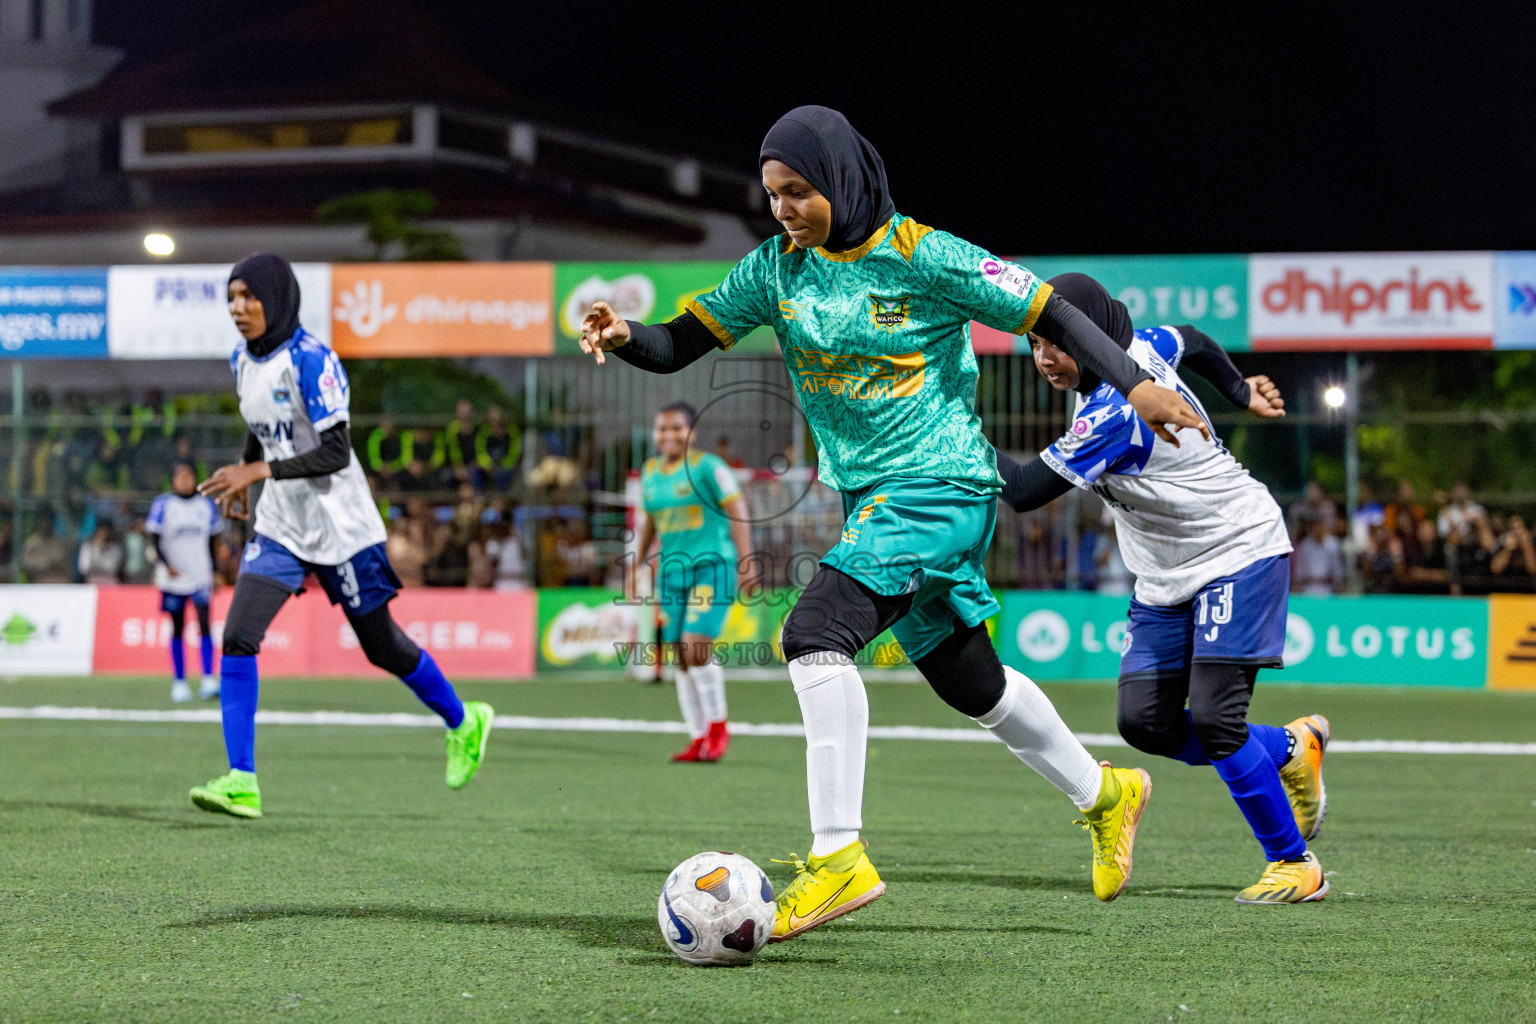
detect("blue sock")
(1211, 733), (1306, 861)
(219, 655), (259, 773)
(1250, 723), (1291, 768)
(170, 637), (186, 681)
(1172, 711), (1211, 766)
(402, 651), (465, 728)
(200, 634), (215, 677)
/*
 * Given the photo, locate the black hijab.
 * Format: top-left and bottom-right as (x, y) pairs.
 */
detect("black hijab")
(1046, 273), (1135, 349)
(229, 251), (302, 357)
(760, 105), (895, 253)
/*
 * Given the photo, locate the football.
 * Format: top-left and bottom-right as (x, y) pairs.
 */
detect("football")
(657, 852), (776, 966)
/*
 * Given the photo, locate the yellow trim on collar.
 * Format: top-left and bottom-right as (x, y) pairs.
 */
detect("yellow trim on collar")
(890, 218), (934, 263)
(1012, 282), (1055, 336)
(814, 217), (894, 263)
(685, 299), (736, 349)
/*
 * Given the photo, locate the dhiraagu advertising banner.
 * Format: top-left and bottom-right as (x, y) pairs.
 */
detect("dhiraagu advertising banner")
(553, 262), (778, 355)
(1000, 591), (1486, 687)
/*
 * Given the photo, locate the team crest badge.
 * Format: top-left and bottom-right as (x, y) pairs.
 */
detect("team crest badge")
(271, 388), (291, 404)
(868, 294), (911, 331)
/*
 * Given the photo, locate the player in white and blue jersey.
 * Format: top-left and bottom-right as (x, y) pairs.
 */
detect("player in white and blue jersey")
(189, 252), (494, 819)
(996, 273), (1332, 905)
(145, 461), (221, 703)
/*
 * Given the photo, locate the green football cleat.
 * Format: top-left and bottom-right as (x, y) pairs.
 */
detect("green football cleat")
(446, 701), (494, 789)
(189, 769), (262, 819)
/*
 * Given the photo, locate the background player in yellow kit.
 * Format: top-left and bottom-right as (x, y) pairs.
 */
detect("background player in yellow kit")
(630, 402), (755, 762)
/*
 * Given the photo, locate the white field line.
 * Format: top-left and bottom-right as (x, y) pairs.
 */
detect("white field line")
(2, 706), (1535, 755)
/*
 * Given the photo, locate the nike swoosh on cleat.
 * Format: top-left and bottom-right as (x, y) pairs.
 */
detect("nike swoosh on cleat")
(788, 877), (854, 931)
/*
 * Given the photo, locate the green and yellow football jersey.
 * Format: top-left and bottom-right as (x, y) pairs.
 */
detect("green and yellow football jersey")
(641, 450), (741, 572)
(687, 214), (1053, 493)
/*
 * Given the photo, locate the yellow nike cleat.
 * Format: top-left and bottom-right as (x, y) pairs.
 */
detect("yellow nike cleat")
(1076, 762), (1152, 902)
(1234, 849), (1329, 904)
(768, 838), (885, 943)
(1279, 714), (1330, 841)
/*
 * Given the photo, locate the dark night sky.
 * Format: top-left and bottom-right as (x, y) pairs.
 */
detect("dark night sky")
(90, 1), (1536, 257)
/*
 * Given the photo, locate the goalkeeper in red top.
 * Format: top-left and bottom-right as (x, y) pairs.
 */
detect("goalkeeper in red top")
(580, 106), (1210, 942)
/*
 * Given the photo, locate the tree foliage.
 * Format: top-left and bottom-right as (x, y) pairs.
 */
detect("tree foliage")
(316, 188), (467, 262)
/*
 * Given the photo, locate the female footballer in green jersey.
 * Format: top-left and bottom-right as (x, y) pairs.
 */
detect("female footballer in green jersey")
(581, 106), (1209, 942)
(630, 401), (755, 762)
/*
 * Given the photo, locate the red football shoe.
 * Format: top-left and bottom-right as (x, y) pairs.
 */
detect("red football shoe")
(670, 737), (707, 762)
(701, 720), (731, 762)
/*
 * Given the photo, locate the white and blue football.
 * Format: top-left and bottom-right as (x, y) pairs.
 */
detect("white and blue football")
(657, 851), (775, 966)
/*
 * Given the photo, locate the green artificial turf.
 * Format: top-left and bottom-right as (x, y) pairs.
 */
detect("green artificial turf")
(1, 676), (1533, 1023)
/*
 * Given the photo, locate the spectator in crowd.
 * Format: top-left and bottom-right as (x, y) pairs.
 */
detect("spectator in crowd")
(77, 522), (125, 584)
(1014, 509), (1055, 590)
(121, 518), (154, 584)
(1292, 519), (1346, 595)
(1360, 522), (1399, 593)
(529, 435), (581, 498)
(1351, 481), (1385, 550)
(474, 405), (520, 491)
(386, 512), (428, 587)
(1438, 481), (1485, 539)
(1445, 510), (1497, 596)
(1287, 480), (1341, 542)
(365, 418), (412, 489)
(21, 516), (70, 583)
(1406, 518), (1450, 593)
(434, 399), (480, 486)
(451, 482), (484, 535)
(1383, 478), (1424, 537)
(425, 510), (471, 587)
(395, 436), (436, 493)
(485, 518), (528, 591)
(1491, 514), (1536, 590)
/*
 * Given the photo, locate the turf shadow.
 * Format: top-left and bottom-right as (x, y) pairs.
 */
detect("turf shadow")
(1132, 884), (1250, 899)
(877, 868), (1084, 893)
(840, 922), (1088, 936)
(0, 799), (229, 830)
(167, 904), (662, 953)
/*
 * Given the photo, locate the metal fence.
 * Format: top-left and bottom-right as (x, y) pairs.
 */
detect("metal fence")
(3, 353), (1534, 591)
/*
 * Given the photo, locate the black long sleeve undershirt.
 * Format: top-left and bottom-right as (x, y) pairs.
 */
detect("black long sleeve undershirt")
(1176, 325), (1251, 408)
(242, 430), (262, 464)
(1033, 294), (1153, 398)
(996, 447), (1075, 513)
(610, 312), (721, 374)
(250, 423), (354, 480)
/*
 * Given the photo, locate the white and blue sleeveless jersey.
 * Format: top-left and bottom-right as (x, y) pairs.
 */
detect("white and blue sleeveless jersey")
(232, 328), (386, 565)
(146, 492), (221, 595)
(1041, 325), (1291, 606)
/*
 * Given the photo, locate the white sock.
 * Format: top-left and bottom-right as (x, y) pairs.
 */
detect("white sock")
(691, 660), (728, 724)
(789, 652), (867, 857)
(974, 666), (1103, 810)
(674, 667), (705, 740)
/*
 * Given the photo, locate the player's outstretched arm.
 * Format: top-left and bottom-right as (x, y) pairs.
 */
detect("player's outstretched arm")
(1035, 296), (1209, 446)
(996, 448), (1074, 513)
(1175, 325), (1284, 418)
(580, 302), (720, 374)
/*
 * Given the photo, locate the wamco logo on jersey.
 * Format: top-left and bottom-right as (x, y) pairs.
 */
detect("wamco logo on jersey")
(1249, 253), (1495, 348)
